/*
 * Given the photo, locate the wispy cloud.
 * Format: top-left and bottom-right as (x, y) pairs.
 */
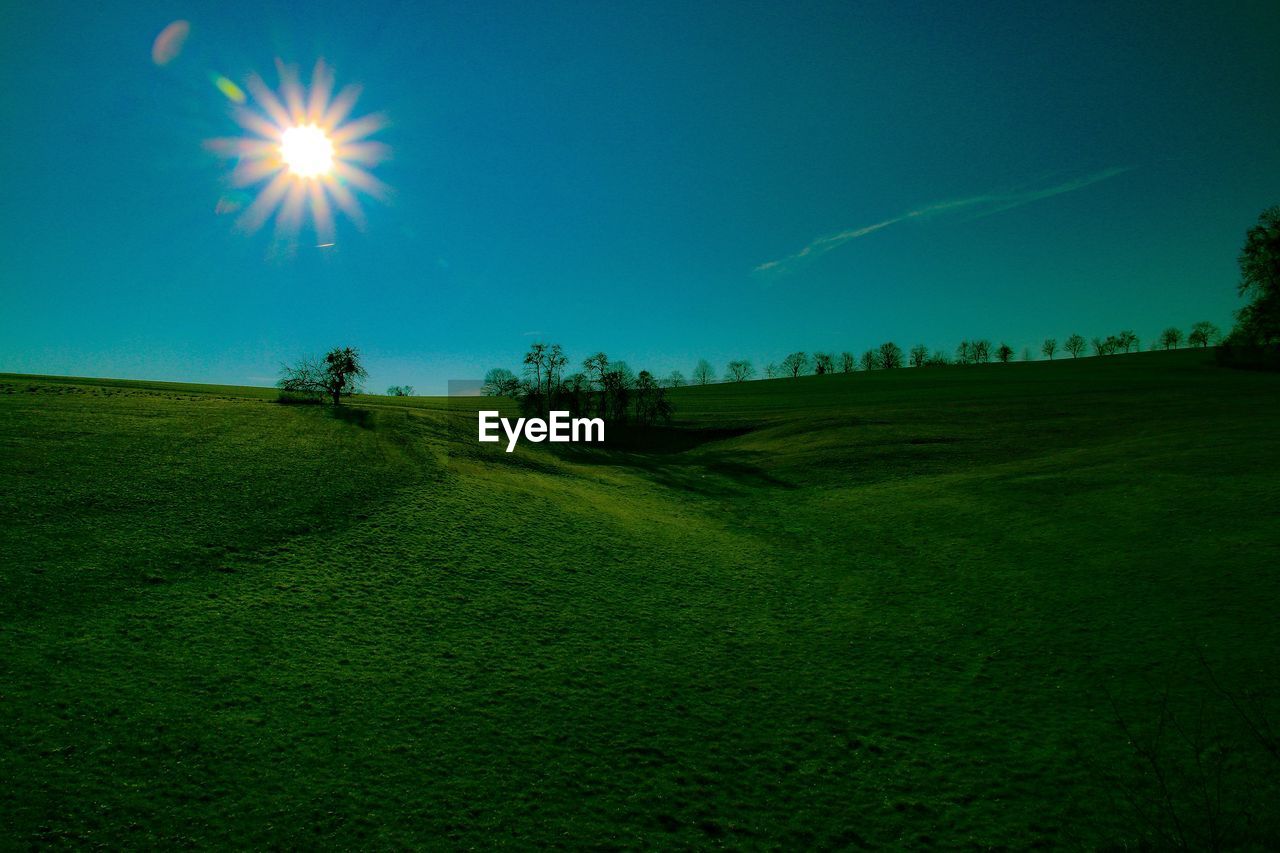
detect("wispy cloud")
(753, 166), (1130, 275)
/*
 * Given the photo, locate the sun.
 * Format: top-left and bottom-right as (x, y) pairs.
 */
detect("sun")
(207, 59), (388, 246)
(280, 124), (335, 178)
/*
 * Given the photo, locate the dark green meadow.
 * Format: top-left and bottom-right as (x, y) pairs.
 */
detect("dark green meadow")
(2, 351), (1279, 847)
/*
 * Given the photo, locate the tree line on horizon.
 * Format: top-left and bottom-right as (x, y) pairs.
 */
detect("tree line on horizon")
(474, 319), (1223, 413)
(654, 320), (1223, 388)
(483, 345), (674, 427)
(285, 206), (1278, 403)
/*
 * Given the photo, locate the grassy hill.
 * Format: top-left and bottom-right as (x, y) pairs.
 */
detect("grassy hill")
(3, 350), (1278, 847)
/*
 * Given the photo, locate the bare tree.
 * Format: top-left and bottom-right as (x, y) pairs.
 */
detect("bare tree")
(765, 362), (779, 378)
(278, 346), (368, 406)
(996, 343), (1014, 363)
(523, 343), (547, 402)
(1064, 334), (1087, 358)
(666, 370), (686, 388)
(1042, 338), (1058, 360)
(860, 349), (878, 371)
(726, 359), (755, 382)
(1188, 321), (1220, 348)
(909, 344), (928, 368)
(523, 343), (566, 413)
(878, 342), (904, 369)
(1117, 330), (1139, 353)
(611, 360), (636, 389)
(839, 351), (855, 373)
(927, 349), (951, 366)
(972, 339), (992, 364)
(482, 367), (519, 396)
(955, 340), (973, 365)
(583, 352), (610, 389)
(693, 359), (716, 385)
(813, 352), (834, 375)
(560, 372), (591, 413)
(600, 368), (631, 421)
(546, 344), (567, 397)
(632, 371), (673, 425)
(1160, 327), (1184, 349)
(781, 351), (809, 378)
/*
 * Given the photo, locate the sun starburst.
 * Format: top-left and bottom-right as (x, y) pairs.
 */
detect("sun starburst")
(208, 59), (389, 247)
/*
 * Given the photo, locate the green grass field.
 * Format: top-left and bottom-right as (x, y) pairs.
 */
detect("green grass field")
(3, 350), (1278, 847)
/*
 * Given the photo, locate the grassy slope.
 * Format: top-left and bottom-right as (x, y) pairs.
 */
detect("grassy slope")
(2, 351), (1278, 847)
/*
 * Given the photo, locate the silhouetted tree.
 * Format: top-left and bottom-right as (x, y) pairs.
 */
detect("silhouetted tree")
(972, 340), (992, 364)
(1021, 346), (1033, 361)
(632, 371), (673, 425)
(693, 359), (716, 385)
(1232, 205), (1280, 344)
(996, 343), (1014, 363)
(909, 344), (927, 368)
(782, 351), (809, 378)
(547, 345), (568, 396)
(955, 340), (973, 365)
(1064, 334), (1086, 358)
(1160, 327), (1184, 350)
(878, 342), (904, 369)
(583, 351), (610, 389)
(765, 362), (780, 378)
(839, 352), (855, 373)
(666, 370), (686, 388)
(927, 350), (951, 366)
(1117, 330), (1139, 353)
(523, 343), (547, 404)
(1042, 338), (1058, 360)
(601, 368), (632, 422)
(492, 348), (676, 424)
(813, 352), (834, 375)
(610, 360), (636, 389)
(580, 352), (609, 416)
(727, 359), (755, 382)
(1234, 302), (1280, 345)
(1092, 336), (1114, 356)
(559, 372), (591, 415)
(386, 385), (414, 397)
(278, 346), (368, 406)
(860, 349), (878, 371)
(523, 343), (566, 414)
(482, 367), (520, 396)
(1188, 321), (1220, 348)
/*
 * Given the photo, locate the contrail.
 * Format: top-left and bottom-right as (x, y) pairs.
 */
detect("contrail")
(753, 166), (1131, 274)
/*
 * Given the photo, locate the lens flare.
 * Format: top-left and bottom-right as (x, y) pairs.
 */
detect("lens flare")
(151, 20), (190, 66)
(212, 74), (246, 104)
(206, 59), (389, 247)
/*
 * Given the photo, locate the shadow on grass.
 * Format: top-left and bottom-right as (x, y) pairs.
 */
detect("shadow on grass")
(557, 425), (796, 494)
(274, 392), (324, 406)
(331, 406), (374, 429)
(277, 399), (377, 430)
(597, 424), (754, 453)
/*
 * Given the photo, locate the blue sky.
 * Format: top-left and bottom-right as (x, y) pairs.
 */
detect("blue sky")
(2, 0), (1278, 392)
